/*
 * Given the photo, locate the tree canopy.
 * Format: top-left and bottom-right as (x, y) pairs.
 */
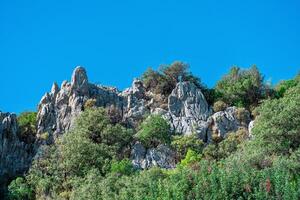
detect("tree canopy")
(136, 115), (171, 148)
(215, 66), (268, 108)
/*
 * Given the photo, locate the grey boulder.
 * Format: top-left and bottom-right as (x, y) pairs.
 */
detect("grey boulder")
(131, 142), (176, 169)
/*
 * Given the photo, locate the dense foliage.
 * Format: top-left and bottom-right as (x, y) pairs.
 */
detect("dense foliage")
(141, 61), (210, 100)
(17, 112), (37, 143)
(275, 74), (300, 98)
(239, 83), (300, 164)
(8, 177), (33, 200)
(215, 66), (270, 109)
(6, 65), (300, 200)
(171, 134), (204, 159)
(136, 115), (171, 148)
(10, 108), (134, 199)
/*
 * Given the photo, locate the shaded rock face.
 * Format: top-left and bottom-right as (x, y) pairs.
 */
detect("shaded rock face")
(131, 142), (176, 169)
(0, 112), (35, 194)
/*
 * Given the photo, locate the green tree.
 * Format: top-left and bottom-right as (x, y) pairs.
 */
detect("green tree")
(142, 67), (164, 91)
(141, 61), (204, 96)
(136, 115), (171, 148)
(215, 66), (266, 108)
(69, 169), (104, 200)
(62, 108), (134, 176)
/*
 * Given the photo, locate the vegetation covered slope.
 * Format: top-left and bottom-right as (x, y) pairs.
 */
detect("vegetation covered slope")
(5, 65), (300, 200)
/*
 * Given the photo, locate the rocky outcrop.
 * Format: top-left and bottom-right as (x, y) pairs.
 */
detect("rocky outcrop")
(160, 82), (212, 142)
(210, 107), (251, 138)
(121, 79), (150, 127)
(131, 142), (176, 169)
(37, 67), (155, 142)
(37, 66), (124, 143)
(37, 67), (252, 145)
(0, 112), (35, 193)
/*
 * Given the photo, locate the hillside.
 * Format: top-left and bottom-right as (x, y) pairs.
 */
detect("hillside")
(1, 62), (300, 199)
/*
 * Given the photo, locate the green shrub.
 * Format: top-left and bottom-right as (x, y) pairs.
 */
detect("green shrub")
(213, 100), (227, 112)
(8, 177), (33, 200)
(136, 115), (171, 148)
(18, 112), (37, 128)
(142, 67), (164, 91)
(69, 168), (103, 200)
(171, 134), (204, 160)
(180, 149), (201, 167)
(275, 74), (300, 98)
(111, 159), (134, 176)
(17, 112), (37, 143)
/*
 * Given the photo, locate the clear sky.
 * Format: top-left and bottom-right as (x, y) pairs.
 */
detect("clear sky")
(0, 0), (299, 113)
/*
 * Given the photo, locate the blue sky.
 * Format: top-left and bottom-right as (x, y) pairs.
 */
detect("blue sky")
(0, 0), (299, 113)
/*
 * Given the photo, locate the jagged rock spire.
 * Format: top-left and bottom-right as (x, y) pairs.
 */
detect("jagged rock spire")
(51, 82), (59, 95)
(71, 66), (89, 95)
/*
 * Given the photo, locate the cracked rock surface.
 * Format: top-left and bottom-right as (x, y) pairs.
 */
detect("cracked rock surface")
(0, 112), (36, 193)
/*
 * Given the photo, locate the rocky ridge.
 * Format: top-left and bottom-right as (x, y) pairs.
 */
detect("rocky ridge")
(36, 67), (252, 169)
(1, 66), (253, 181)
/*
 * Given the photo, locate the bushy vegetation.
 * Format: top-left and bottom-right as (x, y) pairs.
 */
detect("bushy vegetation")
(203, 128), (248, 161)
(243, 83), (300, 160)
(171, 134), (204, 159)
(8, 177), (33, 200)
(110, 159), (135, 176)
(275, 74), (300, 98)
(215, 66), (270, 109)
(17, 112), (37, 143)
(9, 108), (134, 199)
(141, 61), (207, 97)
(136, 115), (171, 148)
(7, 65), (300, 199)
(213, 100), (227, 112)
